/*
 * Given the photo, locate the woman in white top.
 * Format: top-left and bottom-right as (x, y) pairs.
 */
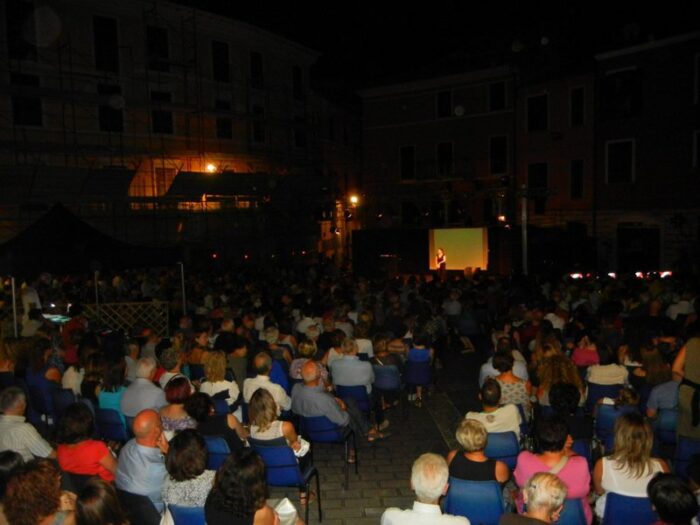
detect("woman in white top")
(593, 412), (669, 518)
(198, 351), (241, 419)
(249, 388), (312, 505)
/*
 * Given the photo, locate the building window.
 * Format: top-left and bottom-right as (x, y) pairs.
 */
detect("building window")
(437, 142), (454, 179)
(97, 84), (123, 132)
(6, 0), (36, 60)
(154, 167), (176, 196)
(252, 105), (265, 143)
(211, 41), (230, 82)
(294, 117), (306, 148)
(400, 146), (416, 181)
(215, 99), (232, 139)
(600, 68), (643, 119)
(570, 159), (584, 199)
(11, 74), (41, 126)
(528, 163), (548, 214)
(250, 51), (264, 89)
(292, 66), (303, 100)
(527, 94), (548, 131)
(93, 16), (119, 73)
(436, 90), (452, 119)
(490, 136), (508, 175)
(489, 81), (506, 111)
(146, 26), (169, 72)
(151, 91), (173, 134)
(570, 87), (584, 127)
(693, 130), (699, 167)
(605, 139), (635, 183)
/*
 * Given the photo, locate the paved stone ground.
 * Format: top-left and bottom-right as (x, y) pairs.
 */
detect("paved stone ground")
(271, 347), (486, 524)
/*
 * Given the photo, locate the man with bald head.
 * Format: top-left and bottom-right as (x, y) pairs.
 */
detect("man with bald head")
(243, 351), (291, 414)
(292, 360), (387, 447)
(115, 409), (168, 511)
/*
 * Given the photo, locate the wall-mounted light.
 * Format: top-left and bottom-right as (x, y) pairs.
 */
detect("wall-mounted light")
(205, 163), (217, 173)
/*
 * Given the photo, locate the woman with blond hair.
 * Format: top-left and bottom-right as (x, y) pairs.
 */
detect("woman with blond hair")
(199, 351), (241, 414)
(446, 419), (510, 483)
(592, 412), (669, 519)
(536, 354), (585, 406)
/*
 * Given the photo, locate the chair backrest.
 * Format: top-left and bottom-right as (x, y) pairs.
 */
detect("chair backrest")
(188, 364), (205, 381)
(404, 360), (431, 386)
(28, 384), (53, 416)
(168, 504), (206, 525)
(335, 385), (371, 413)
(124, 415), (135, 434)
(484, 432), (520, 470)
(655, 409), (678, 446)
(586, 384), (624, 412)
(372, 365), (401, 391)
(116, 489), (161, 525)
(558, 498), (587, 525)
(444, 478), (504, 525)
(571, 439), (593, 470)
(96, 408), (129, 442)
(674, 436), (700, 478)
(248, 437), (304, 486)
(51, 388), (76, 417)
(595, 403), (637, 451)
(602, 492), (658, 525)
(204, 435), (231, 470)
(212, 398), (229, 416)
(298, 415), (347, 443)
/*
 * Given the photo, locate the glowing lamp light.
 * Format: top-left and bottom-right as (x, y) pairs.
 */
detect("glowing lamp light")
(211, 253), (218, 260)
(569, 273), (583, 280)
(660, 271), (673, 278)
(497, 214), (507, 222)
(635, 272), (645, 279)
(244, 254), (249, 260)
(349, 195), (359, 205)
(607, 272), (617, 279)
(205, 163), (217, 173)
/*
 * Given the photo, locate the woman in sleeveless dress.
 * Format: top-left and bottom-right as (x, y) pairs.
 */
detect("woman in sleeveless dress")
(446, 419), (510, 484)
(672, 335), (700, 440)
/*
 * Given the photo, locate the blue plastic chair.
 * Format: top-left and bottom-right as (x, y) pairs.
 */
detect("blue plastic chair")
(204, 435), (231, 470)
(585, 384), (623, 412)
(444, 478), (504, 525)
(212, 398), (230, 416)
(571, 438), (593, 470)
(96, 408), (129, 442)
(188, 364), (205, 381)
(654, 409), (678, 446)
(595, 404), (638, 452)
(335, 384), (372, 414)
(484, 432), (520, 470)
(249, 437), (321, 524)
(51, 389), (76, 417)
(299, 415), (356, 488)
(602, 492), (658, 525)
(558, 498), (587, 525)
(674, 436), (700, 478)
(168, 504), (206, 525)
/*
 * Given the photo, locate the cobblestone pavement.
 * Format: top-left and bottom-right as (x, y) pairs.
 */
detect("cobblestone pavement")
(271, 349), (484, 524)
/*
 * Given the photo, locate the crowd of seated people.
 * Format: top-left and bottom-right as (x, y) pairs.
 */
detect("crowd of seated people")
(0, 267), (698, 523)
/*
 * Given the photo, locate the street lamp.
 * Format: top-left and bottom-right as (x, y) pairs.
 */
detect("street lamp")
(205, 163), (217, 173)
(349, 194), (359, 206)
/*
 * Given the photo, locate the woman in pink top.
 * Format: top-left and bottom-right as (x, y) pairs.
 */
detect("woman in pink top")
(514, 418), (592, 524)
(571, 331), (600, 368)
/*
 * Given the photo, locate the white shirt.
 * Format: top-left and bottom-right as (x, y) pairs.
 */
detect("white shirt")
(381, 501), (470, 525)
(465, 404), (522, 438)
(243, 375), (291, 413)
(62, 366), (84, 395)
(0, 415), (54, 461)
(356, 338), (374, 358)
(544, 312), (565, 331)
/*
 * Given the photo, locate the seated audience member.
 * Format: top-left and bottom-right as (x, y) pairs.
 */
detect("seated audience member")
(215, 333), (248, 393)
(76, 478), (129, 525)
(243, 352), (292, 414)
(160, 376), (197, 437)
(56, 402), (118, 482)
(536, 355), (585, 407)
(380, 453), (469, 525)
(646, 370), (680, 419)
(479, 341), (529, 387)
(199, 351), (241, 412)
(184, 393), (246, 451)
(289, 340), (329, 386)
(597, 384), (640, 409)
(548, 383), (593, 441)
(98, 358), (128, 425)
(162, 429), (216, 507)
(647, 473), (699, 525)
(514, 417), (592, 524)
(446, 419), (510, 484)
(493, 352), (531, 417)
(0, 451), (23, 498)
(570, 331), (600, 368)
(406, 334), (433, 407)
(499, 472), (567, 525)
(24, 338), (62, 409)
(204, 449), (280, 525)
(3, 459), (77, 525)
(79, 352), (104, 404)
(291, 360), (387, 453)
(0, 386), (55, 461)
(466, 379), (522, 439)
(687, 455), (700, 505)
(115, 409), (169, 511)
(593, 413), (669, 519)
(120, 357), (167, 418)
(586, 345), (628, 386)
(157, 346), (187, 389)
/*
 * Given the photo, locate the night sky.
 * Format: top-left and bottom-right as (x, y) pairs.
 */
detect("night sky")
(169, 1), (698, 99)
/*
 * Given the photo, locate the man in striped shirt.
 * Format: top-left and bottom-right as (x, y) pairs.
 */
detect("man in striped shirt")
(0, 386), (55, 461)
